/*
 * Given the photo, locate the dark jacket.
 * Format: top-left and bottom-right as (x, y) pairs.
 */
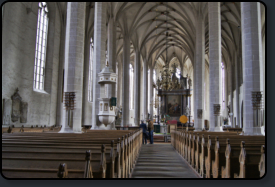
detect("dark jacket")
(139, 123), (147, 133)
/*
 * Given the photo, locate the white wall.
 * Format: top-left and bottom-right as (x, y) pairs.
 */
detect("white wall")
(2, 2), (61, 127)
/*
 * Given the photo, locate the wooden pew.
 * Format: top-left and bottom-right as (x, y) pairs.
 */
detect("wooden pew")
(2, 139), (120, 178)
(2, 136), (124, 178)
(212, 136), (264, 178)
(258, 145), (265, 178)
(2, 147), (104, 178)
(171, 129), (265, 179)
(218, 140), (264, 178)
(2, 130), (142, 178)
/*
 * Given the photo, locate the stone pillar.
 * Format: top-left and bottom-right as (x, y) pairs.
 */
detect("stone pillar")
(208, 2), (222, 132)
(143, 59), (148, 121)
(149, 66), (154, 120)
(60, 2), (86, 133)
(117, 60), (122, 107)
(82, 35), (92, 127)
(229, 62), (235, 127)
(194, 13), (205, 131)
(91, 2), (107, 129)
(107, 16), (116, 130)
(121, 35), (130, 127)
(241, 2), (263, 135)
(234, 53), (240, 127)
(107, 16), (116, 98)
(224, 65), (228, 118)
(134, 51), (141, 126)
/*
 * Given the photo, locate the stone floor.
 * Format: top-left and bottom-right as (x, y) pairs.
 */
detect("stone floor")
(131, 144), (201, 178)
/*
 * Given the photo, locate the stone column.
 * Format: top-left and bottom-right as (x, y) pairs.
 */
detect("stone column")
(208, 2), (222, 132)
(60, 2), (86, 133)
(229, 64), (234, 127)
(117, 60), (122, 107)
(241, 2), (263, 135)
(107, 16), (116, 130)
(134, 51), (141, 126)
(143, 59), (148, 121)
(234, 53), (240, 127)
(82, 35), (92, 127)
(121, 35), (130, 127)
(107, 16), (116, 98)
(149, 66), (154, 120)
(194, 13), (205, 131)
(91, 2), (107, 129)
(224, 65), (228, 118)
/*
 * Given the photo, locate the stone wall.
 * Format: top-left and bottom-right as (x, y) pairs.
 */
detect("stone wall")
(2, 2), (61, 127)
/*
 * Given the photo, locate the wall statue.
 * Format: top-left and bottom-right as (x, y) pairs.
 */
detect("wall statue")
(11, 88), (22, 122)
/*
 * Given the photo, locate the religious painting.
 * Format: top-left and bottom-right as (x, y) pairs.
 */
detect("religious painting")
(167, 95), (181, 116)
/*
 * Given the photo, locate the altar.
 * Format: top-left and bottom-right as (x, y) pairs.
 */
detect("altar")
(156, 63), (192, 123)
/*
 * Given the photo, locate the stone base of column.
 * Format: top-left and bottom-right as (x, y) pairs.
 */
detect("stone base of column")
(59, 126), (74, 133)
(73, 126), (83, 133)
(208, 126), (223, 132)
(209, 116), (223, 132)
(90, 125), (100, 130)
(243, 127), (264, 136)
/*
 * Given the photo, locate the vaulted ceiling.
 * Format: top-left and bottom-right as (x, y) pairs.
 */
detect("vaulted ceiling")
(56, 2), (265, 70)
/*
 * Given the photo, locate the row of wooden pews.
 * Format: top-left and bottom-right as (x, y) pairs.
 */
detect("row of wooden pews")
(2, 125), (61, 133)
(171, 130), (265, 178)
(2, 129), (142, 178)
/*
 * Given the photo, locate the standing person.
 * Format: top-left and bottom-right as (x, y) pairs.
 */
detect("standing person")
(140, 120), (147, 144)
(148, 119), (154, 144)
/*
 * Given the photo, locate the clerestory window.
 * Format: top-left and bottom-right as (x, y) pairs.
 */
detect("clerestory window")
(33, 2), (49, 91)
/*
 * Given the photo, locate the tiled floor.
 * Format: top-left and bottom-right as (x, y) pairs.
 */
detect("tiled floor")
(131, 144), (201, 178)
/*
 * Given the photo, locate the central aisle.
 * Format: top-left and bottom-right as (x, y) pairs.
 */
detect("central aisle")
(131, 144), (201, 178)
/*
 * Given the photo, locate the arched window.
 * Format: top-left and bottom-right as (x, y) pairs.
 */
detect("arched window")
(175, 68), (181, 78)
(88, 38), (94, 102)
(129, 64), (134, 109)
(33, 2), (49, 90)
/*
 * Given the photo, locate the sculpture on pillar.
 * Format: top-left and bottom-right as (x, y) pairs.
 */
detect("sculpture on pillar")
(213, 104), (221, 115)
(197, 109), (203, 119)
(188, 76), (192, 89)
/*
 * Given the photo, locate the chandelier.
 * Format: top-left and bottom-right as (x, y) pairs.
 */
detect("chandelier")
(155, 3), (181, 91)
(156, 63), (182, 91)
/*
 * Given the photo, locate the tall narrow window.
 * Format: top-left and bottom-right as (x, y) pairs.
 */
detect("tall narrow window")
(175, 68), (181, 78)
(88, 38), (94, 102)
(34, 2), (49, 90)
